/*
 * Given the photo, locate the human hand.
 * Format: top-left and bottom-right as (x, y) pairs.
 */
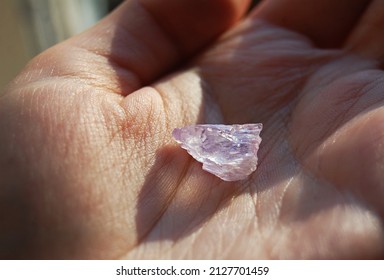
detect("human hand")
(1, 0), (383, 259)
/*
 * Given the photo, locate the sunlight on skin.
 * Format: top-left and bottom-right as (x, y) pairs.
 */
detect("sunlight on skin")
(1, 0), (384, 259)
(123, 19), (384, 259)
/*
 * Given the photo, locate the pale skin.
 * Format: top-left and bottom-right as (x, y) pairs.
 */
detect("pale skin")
(1, 0), (384, 259)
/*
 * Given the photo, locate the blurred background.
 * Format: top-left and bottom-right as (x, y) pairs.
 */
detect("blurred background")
(0, 0), (122, 90)
(0, 0), (259, 91)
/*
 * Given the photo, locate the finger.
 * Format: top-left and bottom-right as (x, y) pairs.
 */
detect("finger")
(21, 0), (250, 95)
(344, 0), (384, 62)
(254, 0), (371, 48)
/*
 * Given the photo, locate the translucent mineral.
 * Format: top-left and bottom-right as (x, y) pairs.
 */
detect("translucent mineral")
(172, 123), (262, 181)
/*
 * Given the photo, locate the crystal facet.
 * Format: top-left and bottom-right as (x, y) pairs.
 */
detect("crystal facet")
(172, 124), (262, 181)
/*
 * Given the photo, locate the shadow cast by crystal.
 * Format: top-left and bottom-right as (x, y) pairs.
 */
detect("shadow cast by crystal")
(135, 144), (242, 243)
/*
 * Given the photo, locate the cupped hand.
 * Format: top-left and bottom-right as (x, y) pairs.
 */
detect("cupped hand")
(1, 0), (384, 259)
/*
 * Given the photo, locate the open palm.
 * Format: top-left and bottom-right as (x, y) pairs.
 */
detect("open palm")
(1, 0), (383, 259)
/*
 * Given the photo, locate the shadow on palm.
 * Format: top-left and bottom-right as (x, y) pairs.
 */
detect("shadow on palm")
(133, 17), (384, 258)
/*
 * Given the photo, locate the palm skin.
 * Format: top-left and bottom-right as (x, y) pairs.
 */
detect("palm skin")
(1, 0), (384, 259)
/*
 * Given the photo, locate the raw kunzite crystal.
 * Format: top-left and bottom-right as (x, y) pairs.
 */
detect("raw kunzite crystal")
(172, 124), (262, 181)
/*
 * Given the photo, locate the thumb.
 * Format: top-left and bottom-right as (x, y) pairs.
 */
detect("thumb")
(15, 0), (250, 95)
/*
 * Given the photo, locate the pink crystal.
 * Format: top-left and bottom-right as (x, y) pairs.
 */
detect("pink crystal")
(172, 124), (262, 181)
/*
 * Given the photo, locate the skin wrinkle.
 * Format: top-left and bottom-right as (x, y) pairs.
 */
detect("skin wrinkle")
(100, 105), (134, 155)
(136, 154), (194, 245)
(102, 59), (142, 95)
(348, 115), (384, 206)
(156, 71), (210, 127)
(332, 72), (384, 112)
(197, 20), (333, 125)
(170, 77), (201, 125)
(60, 52), (132, 95)
(244, 130), (291, 230)
(277, 176), (295, 222)
(293, 70), (384, 162)
(175, 174), (223, 241)
(217, 194), (250, 258)
(101, 25), (166, 89)
(181, 223), (203, 257)
(245, 185), (259, 234)
(119, 89), (170, 158)
(307, 56), (380, 94)
(150, 85), (174, 137)
(199, 77), (226, 124)
(252, 122), (283, 171)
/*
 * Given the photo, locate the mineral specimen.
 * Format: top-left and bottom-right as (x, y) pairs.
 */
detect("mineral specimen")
(172, 123), (262, 181)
